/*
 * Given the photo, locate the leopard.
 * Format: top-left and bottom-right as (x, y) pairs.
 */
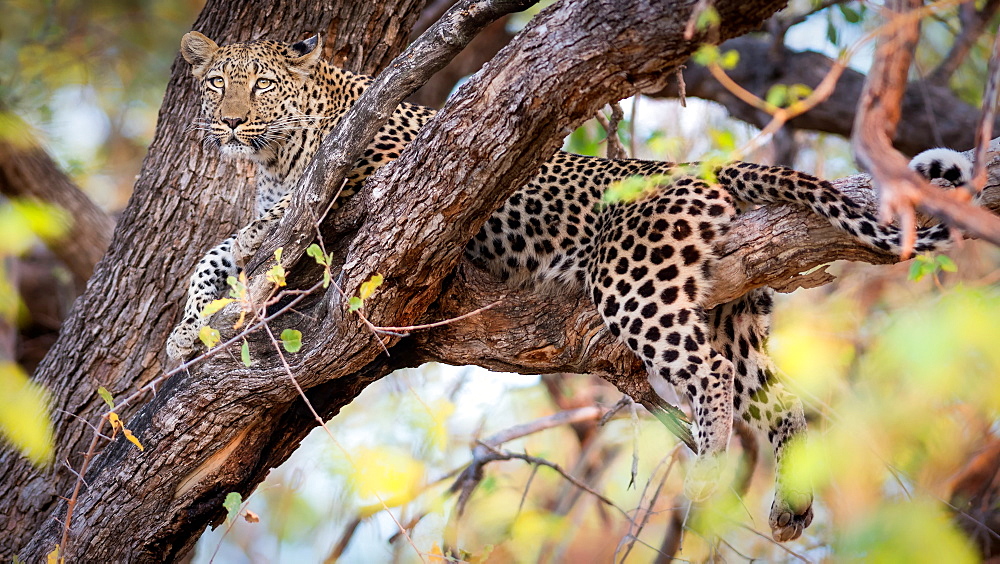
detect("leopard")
(168, 31), (973, 542)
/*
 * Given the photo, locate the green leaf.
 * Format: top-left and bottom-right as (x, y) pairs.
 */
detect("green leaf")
(789, 83), (814, 102)
(838, 3), (862, 23)
(227, 273), (247, 300)
(266, 264), (286, 287)
(280, 329), (302, 353)
(348, 296), (363, 312)
(695, 6), (720, 30)
(223, 492), (242, 525)
(97, 386), (114, 410)
(935, 255), (958, 273)
(765, 84), (788, 108)
(0, 199), (70, 256)
(198, 326), (221, 349)
(826, 20), (838, 46)
(322, 270), (331, 289)
(709, 129), (736, 152)
(692, 45), (720, 66)
(719, 49), (740, 70)
(241, 339), (252, 367)
(273, 247), (283, 264)
(306, 243), (328, 266)
(359, 274), (384, 300)
(908, 257), (935, 282)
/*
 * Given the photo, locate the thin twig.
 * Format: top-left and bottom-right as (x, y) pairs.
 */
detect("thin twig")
(476, 441), (632, 519)
(367, 297), (505, 334)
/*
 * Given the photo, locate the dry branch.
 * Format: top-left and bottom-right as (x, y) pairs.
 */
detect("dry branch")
(649, 36), (1000, 157)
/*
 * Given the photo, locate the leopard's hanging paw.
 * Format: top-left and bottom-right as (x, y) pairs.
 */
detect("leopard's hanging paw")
(769, 488), (814, 542)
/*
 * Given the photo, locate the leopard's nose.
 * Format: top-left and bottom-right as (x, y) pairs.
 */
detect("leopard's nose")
(222, 116), (246, 130)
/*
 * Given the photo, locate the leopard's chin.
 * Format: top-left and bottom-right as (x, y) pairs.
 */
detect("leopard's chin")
(219, 143), (255, 159)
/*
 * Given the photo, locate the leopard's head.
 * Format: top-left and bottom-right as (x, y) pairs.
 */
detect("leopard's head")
(180, 32), (322, 162)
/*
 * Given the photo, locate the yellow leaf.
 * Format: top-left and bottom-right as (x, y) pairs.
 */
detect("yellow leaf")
(108, 412), (123, 433)
(359, 274), (384, 300)
(233, 309), (247, 331)
(428, 543), (446, 563)
(123, 428), (144, 452)
(265, 264), (286, 287)
(46, 544), (62, 564)
(0, 362), (54, 467)
(200, 298), (234, 317)
(198, 326), (221, 349)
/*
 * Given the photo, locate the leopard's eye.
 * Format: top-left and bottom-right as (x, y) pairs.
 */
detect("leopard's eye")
(207, 76), (225, 89)
(255, 78), (274, 90)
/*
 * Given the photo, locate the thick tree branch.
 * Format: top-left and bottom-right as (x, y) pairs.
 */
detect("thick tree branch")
(413, 155), (1000, 383)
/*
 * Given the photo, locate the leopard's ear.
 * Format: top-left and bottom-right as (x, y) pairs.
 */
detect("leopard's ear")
(287, 34), (322, 76)
(181, 31), (219, 79)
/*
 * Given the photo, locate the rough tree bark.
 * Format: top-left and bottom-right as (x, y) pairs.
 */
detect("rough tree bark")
(4, 0), (999, 561)
(0, 0), (429, 557)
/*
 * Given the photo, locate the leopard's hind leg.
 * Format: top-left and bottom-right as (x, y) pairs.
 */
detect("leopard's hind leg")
(588, 177), (738, 499)
(708, 288), (813, 542)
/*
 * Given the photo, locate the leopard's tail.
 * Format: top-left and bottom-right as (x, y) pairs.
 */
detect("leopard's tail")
(714, 149), (972, 256)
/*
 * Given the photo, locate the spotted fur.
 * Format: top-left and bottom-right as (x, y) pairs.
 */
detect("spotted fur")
(169, 32), (970, 542)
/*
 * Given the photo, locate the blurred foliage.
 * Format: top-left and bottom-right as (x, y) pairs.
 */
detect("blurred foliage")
(0, 199), (68, 467)
(0, 0), (204, 207)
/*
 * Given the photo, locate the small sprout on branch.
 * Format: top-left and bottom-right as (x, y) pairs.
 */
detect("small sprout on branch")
(280, 329), (302, 353)
(198, 325), (221, 349)
(227, 273), (247, 300)
(107, 412), (144, 452)
(908, 254), (958, 283)
(265, 247), (287, 287)
(348, 273), (384, 312)
(692, 45), (738, 70)
(307, 243), (333, 288)
(97, 386), (114, 410)
(694, 5), (720, 32)
(241, 339), (252, 367)
(223, 492), (242, 525)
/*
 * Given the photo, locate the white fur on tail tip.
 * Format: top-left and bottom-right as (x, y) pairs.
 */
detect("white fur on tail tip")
(909, 148), (973, 188)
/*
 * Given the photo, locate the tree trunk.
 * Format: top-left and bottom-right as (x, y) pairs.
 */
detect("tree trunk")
(0, 0), (428, 557)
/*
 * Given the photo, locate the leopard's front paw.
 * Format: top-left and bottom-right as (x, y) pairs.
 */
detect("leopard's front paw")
(769, 488), (813, 542)
(166, 323), (197, 361)
(684, 453), (725, 502)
